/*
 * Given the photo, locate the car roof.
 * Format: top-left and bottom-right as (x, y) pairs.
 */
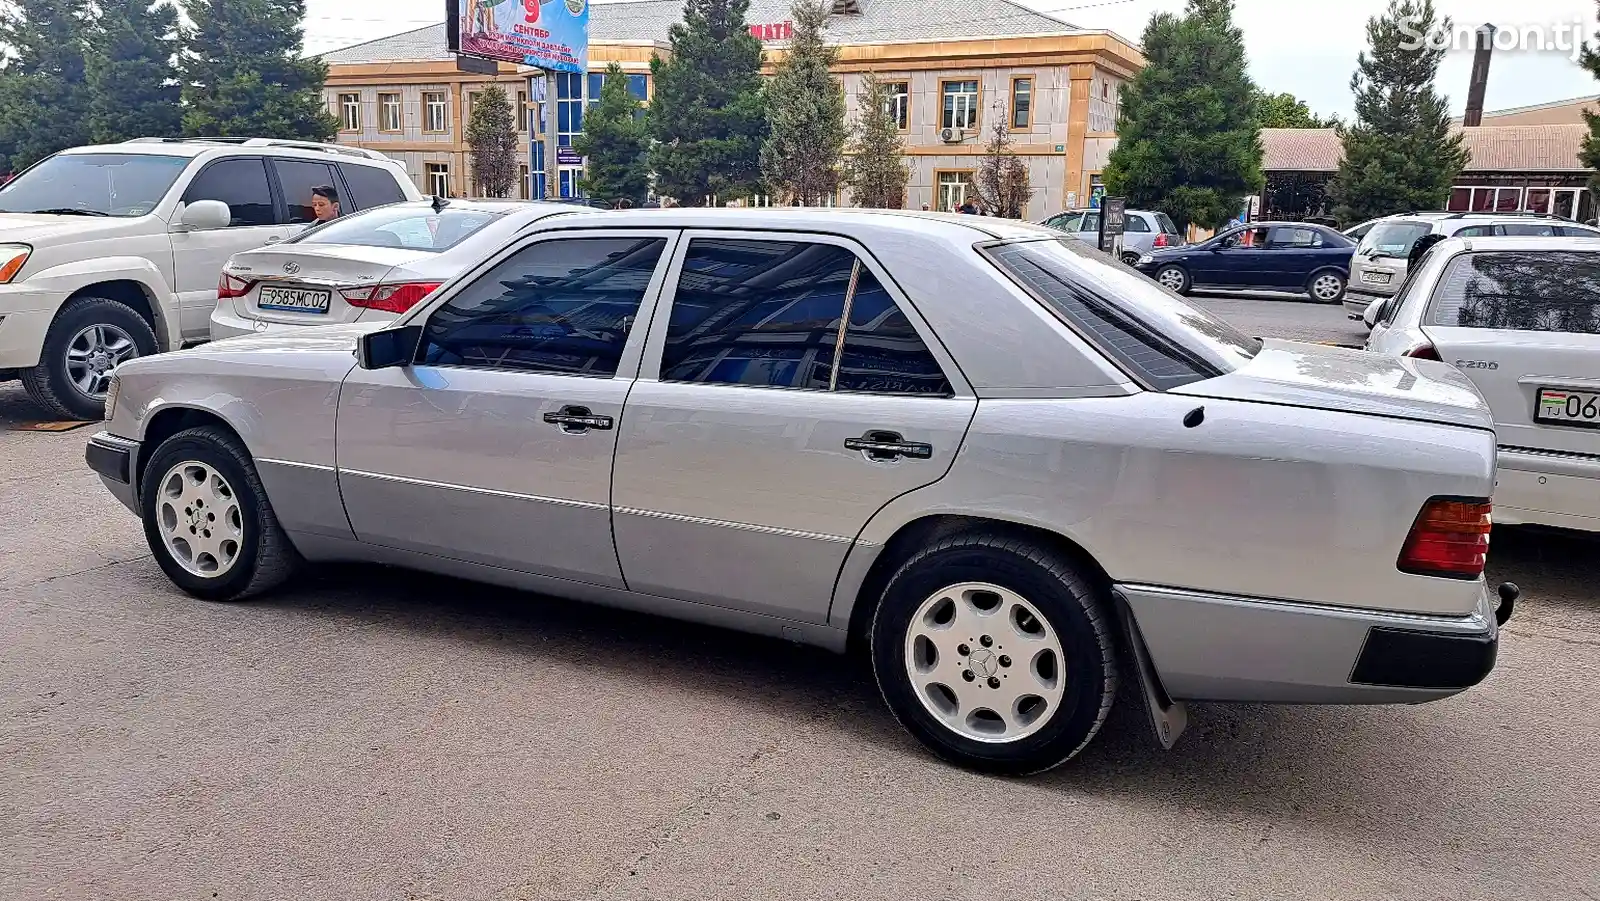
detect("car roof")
(1428, 234), (1600, 253)
(379, 198), (578, 214)
(556, 207), (1051, 241)
(59, 140), (403, 168)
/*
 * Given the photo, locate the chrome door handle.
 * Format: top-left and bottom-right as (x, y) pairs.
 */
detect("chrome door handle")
(543, 405), (613, 433)
(845, 431), (933, 462)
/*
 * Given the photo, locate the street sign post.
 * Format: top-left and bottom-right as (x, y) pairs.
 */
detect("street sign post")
(1099, 195), (1127, 257)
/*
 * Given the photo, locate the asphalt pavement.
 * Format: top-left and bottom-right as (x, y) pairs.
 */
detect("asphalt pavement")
(2, 296), (1596, 901)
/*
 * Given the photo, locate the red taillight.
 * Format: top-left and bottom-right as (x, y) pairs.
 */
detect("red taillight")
(1153, 233), (1170, 248)
(1398, 498), (1492, 579)
(340, 282), (443, 314)
(217, 272), (254, 300)
(1403, 342), (1442, 361)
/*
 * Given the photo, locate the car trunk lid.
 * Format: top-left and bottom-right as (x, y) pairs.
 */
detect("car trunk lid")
(224, 244), (432, 327)
(1171, 338), (1494, 431)
(1423, 326), (1600, 456)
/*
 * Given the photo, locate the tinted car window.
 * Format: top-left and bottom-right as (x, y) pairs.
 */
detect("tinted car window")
(181, 158), (275, 227)
(338, 162), (407, 210)
(272, 159), (340, 224)
(985, 238), (1260, 390)
(835, 276), (952, 396)
(1498, 222), (1556, 237)
(1429, 250), (1600, 335)
(1269, 227), (1322, 247)
(419, 237), (667, 375)
(660, 239), (855, 390)
(299, 206), (502, 252)
(1557, 225), (1600, 237)
(1453, 225), (1496, 237)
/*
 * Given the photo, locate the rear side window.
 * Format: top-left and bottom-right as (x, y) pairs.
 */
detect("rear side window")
(272, 159), (340, 224)
(1269, 227), (1322, 248)
(419, 237), (668, 375)
(985, 238), (1260, 390)
(1557, 225), (1600, 237)
(1499, 223), (1556, 237)
(182, 158), (275, 227)
(1429, 250), (1600, 334)
(659, 238), (951, 395)
(339, 162), (407, 209)
(1123, 215), (1150, 233)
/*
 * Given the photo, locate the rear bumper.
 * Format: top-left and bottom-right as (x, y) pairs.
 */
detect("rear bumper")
(1117, 583), (1501, 704)
(86, 431), (140, 514)
(1494, 446), (1600, 532)
(1343, 289), (1391, 315)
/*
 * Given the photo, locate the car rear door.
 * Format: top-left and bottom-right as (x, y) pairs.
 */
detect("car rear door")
(169, 156), (294, 339)
(335, 228), (679, 586)
(1265, 226), (1321, 288)
(1421, 248), (1600, 456)
(609, 231), (977, 624)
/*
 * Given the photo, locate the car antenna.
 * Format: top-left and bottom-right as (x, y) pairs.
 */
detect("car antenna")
(431, 194), (448, 213)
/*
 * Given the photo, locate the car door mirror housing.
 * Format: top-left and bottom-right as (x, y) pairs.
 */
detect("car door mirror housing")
(357, 325), (423, 370)
(176, 200), (231, 231)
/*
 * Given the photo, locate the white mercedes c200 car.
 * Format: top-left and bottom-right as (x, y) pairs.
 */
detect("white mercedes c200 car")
(88, 209), (1518, 775)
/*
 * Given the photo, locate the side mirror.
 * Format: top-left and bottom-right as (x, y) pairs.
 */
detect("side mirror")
(357, 325), (423, 370)
(177, 199), (231, 231)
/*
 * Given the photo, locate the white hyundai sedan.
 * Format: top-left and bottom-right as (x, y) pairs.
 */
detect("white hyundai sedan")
(210, 199), (596, 340)
(1365, 234), (1600, 532)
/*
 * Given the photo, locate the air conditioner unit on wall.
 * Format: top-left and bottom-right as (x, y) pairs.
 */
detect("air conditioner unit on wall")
(940, 127), (964, 143)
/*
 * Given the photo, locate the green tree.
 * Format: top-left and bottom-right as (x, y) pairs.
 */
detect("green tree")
(1103, 0), (1263, 230)
(761, 0), (845, 205)
(647, 0), (768, 205)
(1255, 90), (1340, 129)
(86, 0), (183, 144)
(0, 0), (91, 171)
(466, 85), (518, 197)
(179, 0), (337, 140)
(1576, 17), (1600, 207)
(575, 63), (651, 206)
(1329, 0), (1468, 224)
(846, 72), (909, 208)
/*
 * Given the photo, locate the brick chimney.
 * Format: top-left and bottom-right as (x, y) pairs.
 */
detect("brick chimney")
(1463, 24), (1495, 127)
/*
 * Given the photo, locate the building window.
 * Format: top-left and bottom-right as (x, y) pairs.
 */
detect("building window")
(555, 71), (586, 198)
(378, 93), (401, 132)
(1010, 77), (1032, 129)
(517, 89), (529, 131)
(519, 163), (530, 199)
(338, 93), (361, 131)
(425, 162), (450, 197)
(936, 171), (973, 212)
(941, 79), (979, 130)
(883, 81), (909, 130)
(422, 91), (448, 133)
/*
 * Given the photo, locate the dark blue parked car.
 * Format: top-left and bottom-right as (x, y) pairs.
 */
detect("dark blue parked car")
(1133, 221), (1356, 303)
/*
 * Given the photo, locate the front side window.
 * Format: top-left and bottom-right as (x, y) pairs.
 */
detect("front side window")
(181, 158), (275, 227)
(1429, 250), (1600, 335)
(423, 91), (448, 132)
(0, 152), (188, 217)
(272, 159), (339, 224)
(660, 238), (950, 395)
(985, 238), (1261, 390)
(420, 237), (668, 375)
(379, 93), (402, 131)
(1220, 226), (1270, 248)
(339, 93), (361, 131)
(1011, 77), (1032, 129)
(942, 79), (978, 130)
(884, 81), (910, 130)
(299, 206), (501, 251)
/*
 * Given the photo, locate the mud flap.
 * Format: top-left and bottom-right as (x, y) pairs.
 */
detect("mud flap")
(1115, 592), (1189, 750)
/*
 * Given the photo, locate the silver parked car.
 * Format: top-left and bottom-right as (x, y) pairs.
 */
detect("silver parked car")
(87, 209), (1515, 774)
(1365, 234), (1600, 532)
(1040, 208), (1183, 264)
(210, 199), (592, 339)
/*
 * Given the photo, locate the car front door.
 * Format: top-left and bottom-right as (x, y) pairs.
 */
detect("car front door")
(610, 232), (978, 624)
(169, 156), (292, 339)
(335, 229), (678, 586)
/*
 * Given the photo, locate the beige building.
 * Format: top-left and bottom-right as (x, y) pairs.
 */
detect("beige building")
(319, 0), (1143, 218)
(1453, 94), (1599, 127)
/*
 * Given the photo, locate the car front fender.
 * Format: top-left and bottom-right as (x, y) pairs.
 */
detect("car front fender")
(24, 255), (181, 351)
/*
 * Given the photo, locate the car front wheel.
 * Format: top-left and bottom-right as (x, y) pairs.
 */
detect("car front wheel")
(23, 297), (158, 421)
(140, 425), (301, 601)
(870, 533), (1118, 775)
(1307, 270), (1347, 303)
(1154, 265), (1191, 294)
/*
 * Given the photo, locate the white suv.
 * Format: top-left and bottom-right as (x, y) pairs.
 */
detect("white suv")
(0, 138), (421, 419)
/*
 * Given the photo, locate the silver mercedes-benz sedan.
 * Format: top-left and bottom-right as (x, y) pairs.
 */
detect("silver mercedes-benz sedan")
(87, 208), (1516, 774)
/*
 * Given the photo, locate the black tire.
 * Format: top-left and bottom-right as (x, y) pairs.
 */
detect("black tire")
(1120, 250), (1141, 266)
(869, 533), (1118, 776)
(22, 296), (158, 421)
(139, 425), (301, 602)
(1305, 269), (1347, 304)
(1154, 264), (1191, 295)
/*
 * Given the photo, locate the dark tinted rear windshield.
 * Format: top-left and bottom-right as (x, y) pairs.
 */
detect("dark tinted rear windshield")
(1430, 250), (1600, 334)
(984, 238), (1261, 390)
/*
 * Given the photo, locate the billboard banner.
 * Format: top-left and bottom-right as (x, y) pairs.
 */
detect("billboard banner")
(449, 0), (589, 73)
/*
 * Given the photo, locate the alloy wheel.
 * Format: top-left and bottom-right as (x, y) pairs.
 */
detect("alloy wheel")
(1156, 268), (1186, 291)
(1311, 274), (1344, 301)
(155, 461), (245, 579)
(65, 323), (138, 399)
(902, 582), (1068, 743)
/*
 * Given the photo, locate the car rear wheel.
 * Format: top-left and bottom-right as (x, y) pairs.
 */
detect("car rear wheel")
(1154, 265), (1191, 294)
(1120, 250), (1141, 266)
(140, 425), (302, 602)
(1307, 270), (1347, 303)
(22, 297), (157, 421)
(869, 533), (1118, 775)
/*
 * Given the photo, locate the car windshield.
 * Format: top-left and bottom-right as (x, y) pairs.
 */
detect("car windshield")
(984, 237), (1261, 390)
(296, 206), (506, 252)
(1360, 221), (1432, 259)
(0, 152), (189, 217)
